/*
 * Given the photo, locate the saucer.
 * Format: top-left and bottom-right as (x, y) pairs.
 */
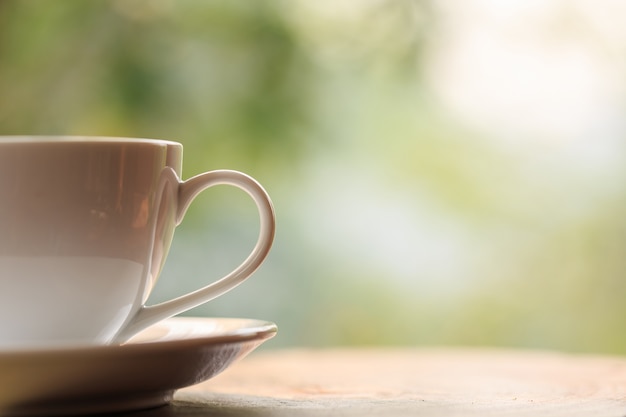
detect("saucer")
(0, 317), (277, 416)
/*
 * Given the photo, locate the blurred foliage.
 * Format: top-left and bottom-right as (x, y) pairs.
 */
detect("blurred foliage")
(1, 0), (626, 354)
(0, 0), (426, 175)
(0, 0), (315, 175)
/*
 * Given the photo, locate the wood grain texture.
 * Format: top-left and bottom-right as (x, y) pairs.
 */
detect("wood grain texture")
(123, 348), (626, 417)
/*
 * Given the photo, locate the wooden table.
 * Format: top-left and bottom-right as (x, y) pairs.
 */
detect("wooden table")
(123, 348), (626, 417)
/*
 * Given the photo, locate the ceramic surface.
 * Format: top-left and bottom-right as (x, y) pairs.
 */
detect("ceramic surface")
(0, 316), (277, 416)
(0, 137), (275, 346)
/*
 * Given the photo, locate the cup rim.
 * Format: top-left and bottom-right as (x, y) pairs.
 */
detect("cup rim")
(0, 136), (181, 147)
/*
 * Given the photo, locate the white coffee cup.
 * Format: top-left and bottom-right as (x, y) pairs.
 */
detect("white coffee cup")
(0, 137), (275, 348)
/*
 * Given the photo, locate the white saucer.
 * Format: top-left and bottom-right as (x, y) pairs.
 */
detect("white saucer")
(0, 317), (277, 416)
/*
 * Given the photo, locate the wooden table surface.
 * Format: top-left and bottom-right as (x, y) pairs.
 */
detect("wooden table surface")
(123, 348), (626, 417)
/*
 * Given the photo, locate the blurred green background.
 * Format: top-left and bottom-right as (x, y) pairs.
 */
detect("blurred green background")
(1, 0), (626, 353)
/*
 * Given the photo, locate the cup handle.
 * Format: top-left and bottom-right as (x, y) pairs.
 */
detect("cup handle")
(114, 169), (276, 343)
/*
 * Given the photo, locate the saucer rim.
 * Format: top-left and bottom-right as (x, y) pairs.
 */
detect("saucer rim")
(0, 316), (277, 357)
(0, 316), (276, 416)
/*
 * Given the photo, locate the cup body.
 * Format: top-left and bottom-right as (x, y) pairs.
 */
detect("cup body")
(0, 137), (181, 347)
